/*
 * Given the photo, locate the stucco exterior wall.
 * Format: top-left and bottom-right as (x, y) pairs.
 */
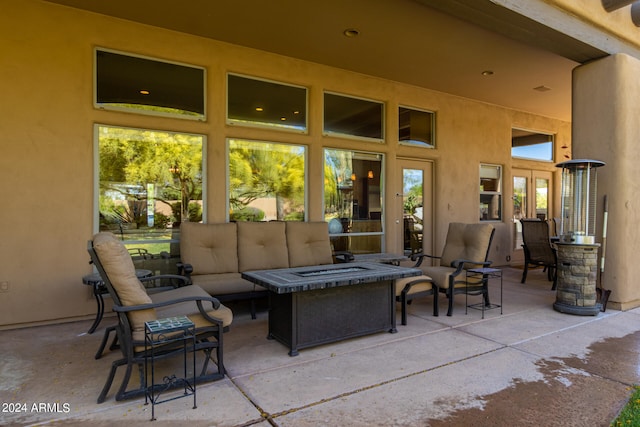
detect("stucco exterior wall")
(573, 53), (640, 310)
(0, 0), (569, 328)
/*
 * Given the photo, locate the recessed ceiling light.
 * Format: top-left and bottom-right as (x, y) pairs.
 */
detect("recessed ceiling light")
(481, 70), (494, 76)
(255, 107), (264, 112)
(343, 28), (360, 37)
(139, 90), (150, 95)
(534, 85), (552, 92)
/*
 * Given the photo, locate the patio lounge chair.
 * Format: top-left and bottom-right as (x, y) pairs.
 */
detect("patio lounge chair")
(520, 218), (557, 290)
(88, 232), (233, 403)
(411, 223), (495, 316)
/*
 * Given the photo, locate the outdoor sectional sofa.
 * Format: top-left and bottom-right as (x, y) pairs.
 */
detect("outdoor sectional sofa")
(178, 221), (336, 318)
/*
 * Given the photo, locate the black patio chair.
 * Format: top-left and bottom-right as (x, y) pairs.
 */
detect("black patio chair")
(411, 222), (495, 316)
(520, 219), (557, 290)
(88, 232), (232, 403)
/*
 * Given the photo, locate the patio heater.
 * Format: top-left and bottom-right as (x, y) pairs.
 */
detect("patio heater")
(553, 159), (605, 315)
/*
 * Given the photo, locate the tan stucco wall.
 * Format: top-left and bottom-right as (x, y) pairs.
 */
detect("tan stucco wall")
(573, 53), (640, 311)
(0, 0), (570, 328)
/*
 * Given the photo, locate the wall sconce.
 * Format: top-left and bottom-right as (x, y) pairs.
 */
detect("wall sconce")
(351, 173), (356, 181)
(367, 170), (374, 179)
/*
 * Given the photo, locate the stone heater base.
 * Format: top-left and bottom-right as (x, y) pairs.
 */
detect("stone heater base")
(553, 242), (601, 316)
(553, 301), (602, 315)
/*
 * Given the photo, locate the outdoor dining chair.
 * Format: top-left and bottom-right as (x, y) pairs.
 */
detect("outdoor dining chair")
(520, 218), (557, 290)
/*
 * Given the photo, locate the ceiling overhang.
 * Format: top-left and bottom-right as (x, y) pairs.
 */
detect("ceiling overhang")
(43, 0), (610, 121)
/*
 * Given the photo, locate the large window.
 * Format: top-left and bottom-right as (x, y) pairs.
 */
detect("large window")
(511, 128), (554, 161)
(228, 139), (306, 221)
(95, 49), (206, 120)
(324, 149), (384, 253)
(96, 125), (205, 266)
(480, 164), (502, 222)
(323, 93), (384, 142)
(227, 74), (308, 132)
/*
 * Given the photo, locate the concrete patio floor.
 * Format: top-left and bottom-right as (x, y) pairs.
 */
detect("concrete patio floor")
(2, 266), (639, 426)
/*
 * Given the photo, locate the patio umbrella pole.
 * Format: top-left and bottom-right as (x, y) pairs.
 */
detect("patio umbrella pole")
(598, 194), (611, 311)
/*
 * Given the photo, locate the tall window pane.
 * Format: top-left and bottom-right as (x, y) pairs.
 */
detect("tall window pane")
(480, 164), (502, 221)
(324, 149), (384, 253)
(228, 139), (306, 221)
(97, 125), (205, 269)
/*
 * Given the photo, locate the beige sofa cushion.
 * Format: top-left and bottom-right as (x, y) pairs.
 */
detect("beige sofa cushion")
(92, 232), (156, 333)
(180, 222), (239, 274)
(440, 223), (494, 267)
(191, 272), (261, 296)
(286, 221), (334, 267)
(237, 221), (289, 271)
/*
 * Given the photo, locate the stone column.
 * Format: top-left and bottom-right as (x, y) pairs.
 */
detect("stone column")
(553, 243), (601, 315)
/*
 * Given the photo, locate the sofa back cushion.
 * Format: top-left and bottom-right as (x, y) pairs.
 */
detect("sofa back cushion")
(440, 223), (494, 267)
(237, 221), (289, 271)
(286, 222), (334, 267)
(180, 222), (239, 274)
(92, 232), (156, 333)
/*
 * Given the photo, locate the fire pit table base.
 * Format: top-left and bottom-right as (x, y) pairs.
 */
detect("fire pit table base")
(241, 262), (421, 356)
(268, 280), (395, 356)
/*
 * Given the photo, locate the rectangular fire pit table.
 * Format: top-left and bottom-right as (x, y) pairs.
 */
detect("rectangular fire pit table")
(241, 262), (421, 356)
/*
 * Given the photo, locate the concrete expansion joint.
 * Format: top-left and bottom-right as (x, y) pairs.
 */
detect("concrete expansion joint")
(249, 347), (506, 424)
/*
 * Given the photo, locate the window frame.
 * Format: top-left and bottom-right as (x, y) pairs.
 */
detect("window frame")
(323, 147), (385, 253)
(94, 123), (207, 253)
(226, 73), (309, 134)
(226, 138), (308, 222)
(511, 128), (555, 162)
(323, 92), (385, 143)
(94, 47), (206, 121)
(479, 163), (502, 222)
(398, 105), (436, 148)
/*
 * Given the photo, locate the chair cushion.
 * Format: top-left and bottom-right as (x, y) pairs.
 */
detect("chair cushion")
(92, 232), (156, 333)
(237, 222), (289, 271)
(286, 221), (334, 267)
(129, 285), (233, 343)
(180, 222), (239, 274)
(421, 265), (484, 290)
(395, 275), (434, 296)
(440, 223), (494, 267)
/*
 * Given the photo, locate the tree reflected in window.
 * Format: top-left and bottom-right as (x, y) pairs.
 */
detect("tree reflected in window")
(228, 139), (306, 221)
(97, 125), (204, 261)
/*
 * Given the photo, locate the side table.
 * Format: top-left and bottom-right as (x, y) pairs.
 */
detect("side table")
(144, 316), (197, 421)
(465, 267), (503, 319)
